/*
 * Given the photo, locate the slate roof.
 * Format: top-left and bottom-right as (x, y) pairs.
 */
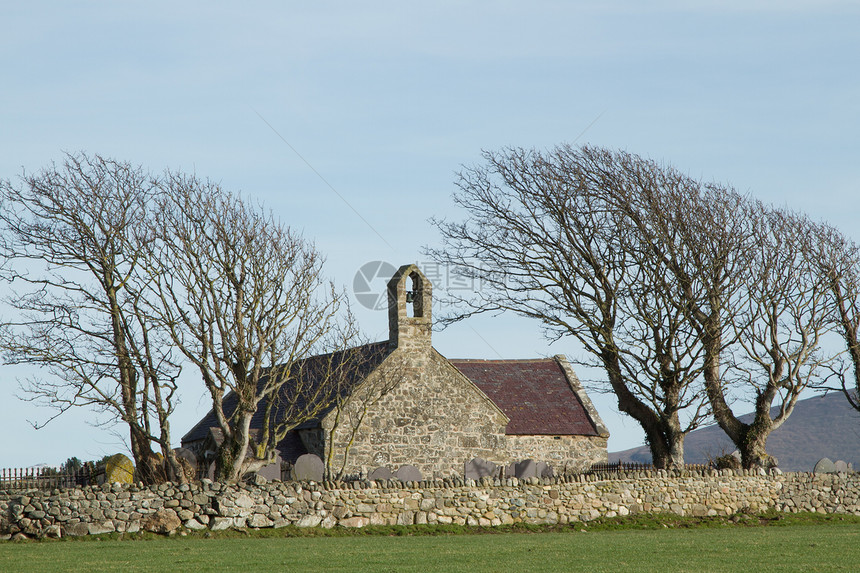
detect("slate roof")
(183, 346), (601, 458)
(449, 358), (601, 436)
(181, 342), (392, 446)
(194, 426), (310, 465)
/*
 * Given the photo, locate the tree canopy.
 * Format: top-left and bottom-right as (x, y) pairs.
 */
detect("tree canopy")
(430, 144), (843, 468)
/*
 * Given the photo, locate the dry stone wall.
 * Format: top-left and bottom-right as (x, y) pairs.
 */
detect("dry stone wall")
(4, 470), (860, 539)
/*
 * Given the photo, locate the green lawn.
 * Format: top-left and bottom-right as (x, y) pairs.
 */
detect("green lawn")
(2, 522), (860, 572)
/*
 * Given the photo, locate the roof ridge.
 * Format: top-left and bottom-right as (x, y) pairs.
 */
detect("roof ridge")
(448, 357), (555, 363)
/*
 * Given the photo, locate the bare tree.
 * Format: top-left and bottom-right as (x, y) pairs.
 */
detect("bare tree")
(149, 173), (357, 482)
(0, 153), (186, 483)
(710, 207), (837, 467)
(431, 144), (842, 469)
(613, 161), (837, 468)
(809, 222), (860, 411)
(428, 145), (712, 468)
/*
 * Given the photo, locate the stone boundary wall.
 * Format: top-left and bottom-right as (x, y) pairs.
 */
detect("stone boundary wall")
(2, 470), (860, 539)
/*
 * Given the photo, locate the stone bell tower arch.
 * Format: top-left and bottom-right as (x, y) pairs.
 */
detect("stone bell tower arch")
(387, 264), (432, 353)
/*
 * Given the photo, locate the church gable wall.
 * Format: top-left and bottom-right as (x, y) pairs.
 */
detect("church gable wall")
(323, 351), (509, 479)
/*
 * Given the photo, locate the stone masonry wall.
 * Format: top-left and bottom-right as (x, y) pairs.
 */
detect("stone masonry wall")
(320, 349), (608, 479)
(505, 435), (608, 473)
(4, 470), (860, 539)
(323, 350), (510, 479)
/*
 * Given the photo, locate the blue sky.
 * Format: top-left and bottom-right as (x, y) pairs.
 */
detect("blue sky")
(1, 1), (858, 467)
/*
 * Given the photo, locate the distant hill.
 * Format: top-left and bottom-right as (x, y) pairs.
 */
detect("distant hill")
(609, 393), (860, 472)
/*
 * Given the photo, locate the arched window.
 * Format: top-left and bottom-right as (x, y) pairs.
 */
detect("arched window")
(407, 271), (424, 318)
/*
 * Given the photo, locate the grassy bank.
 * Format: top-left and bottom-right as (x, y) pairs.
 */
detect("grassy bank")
(2, 513), (859, 572)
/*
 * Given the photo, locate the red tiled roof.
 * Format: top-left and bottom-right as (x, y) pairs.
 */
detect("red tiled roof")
(450, 358), (599, 436)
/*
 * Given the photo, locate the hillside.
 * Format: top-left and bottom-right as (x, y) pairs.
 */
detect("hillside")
(609, 393), (860, 472)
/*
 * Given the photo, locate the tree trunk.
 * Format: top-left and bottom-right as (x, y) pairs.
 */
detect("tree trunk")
(214, 408), (255, 482)
(129, 427), (160, 484)
(641, 421), (686, 469)
(738, 426), (776, 469)
(702, 315), (784, 469)
(214, 438), (245, 483)
(160, 446), (188, 484)
(665, 427), (686, 469)
(736, 388), (780, 469)
(835, 292), (860, 410)
(700, 329), (754, 466)
(602, 350), (686, 469)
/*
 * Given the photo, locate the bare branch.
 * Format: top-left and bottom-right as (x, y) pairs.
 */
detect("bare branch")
(0, 152), (184, 483)
(147, 174), (358, 482)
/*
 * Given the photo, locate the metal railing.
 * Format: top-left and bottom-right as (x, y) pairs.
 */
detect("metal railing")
(586, 461), (713, 474)
(0, 466), (97, 491)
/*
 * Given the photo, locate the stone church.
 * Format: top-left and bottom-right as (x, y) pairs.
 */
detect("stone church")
(182, 264), (609, 479)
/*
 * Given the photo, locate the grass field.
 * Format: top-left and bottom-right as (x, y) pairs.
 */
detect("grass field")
(2, 515), (860, 572)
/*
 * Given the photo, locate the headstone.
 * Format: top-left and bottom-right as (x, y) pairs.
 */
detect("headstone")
(256, 453), (284, 481)
(813, 457), (837, 474)
(104, 453), (135, 484)
(505, 462), (517, 478)
(172, 448), (198, 482)
(835, 460), (850, 473)
(174, 447), (197, 467)
(291, 453), (324, 482)
(464, 458), (498, 480)
(395, 465), (422, 482)
(368, 467), (393, 481)
(514, 459), (538, 479)
(536, 461), (554, 478)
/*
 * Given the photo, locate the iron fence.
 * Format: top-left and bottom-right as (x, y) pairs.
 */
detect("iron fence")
(586, 461), (713, 474)
(0, 466), (98, 491)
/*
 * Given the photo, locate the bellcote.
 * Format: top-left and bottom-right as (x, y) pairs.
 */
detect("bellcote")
(388, 264), (432, 352)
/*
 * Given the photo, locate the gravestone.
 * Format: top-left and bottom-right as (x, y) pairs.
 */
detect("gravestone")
(464, 458), (498, 480)
(813, 457), (837, 474)
(104, 453), (135, 484)
(172, 448), (198, 482)
(291, 453), (324, 482)
(174, 447), (197, 467)
(256, 452), (284, 481)
(835, 460), (850, 473)
(536, 461), (554, 478)
(395, 465), (422, 482)
(505, 462), (517, 478)
(514, 459), (538, 479)
(368, 467), (393, 481)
